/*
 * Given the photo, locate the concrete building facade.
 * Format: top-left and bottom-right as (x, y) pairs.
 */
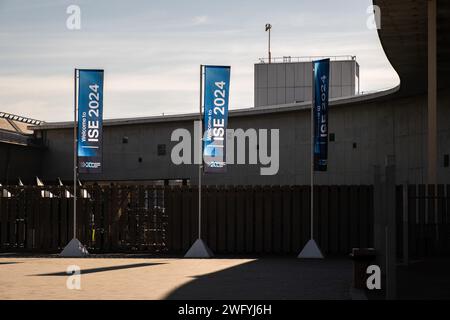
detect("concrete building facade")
(32, 87), (450, 186)
(254, 57), (359, 107)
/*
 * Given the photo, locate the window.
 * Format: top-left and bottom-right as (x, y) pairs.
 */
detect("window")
(157, 144), (166, 156)
(329, 133), (335, 142)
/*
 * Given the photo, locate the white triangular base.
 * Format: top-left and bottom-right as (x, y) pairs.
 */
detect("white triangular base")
(60, 238), (89, 257)
(297, 239), (324, 259)
(184, 239), (214, 258)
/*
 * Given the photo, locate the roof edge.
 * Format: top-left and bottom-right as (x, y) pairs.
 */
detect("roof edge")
(30, 85), (400, 131)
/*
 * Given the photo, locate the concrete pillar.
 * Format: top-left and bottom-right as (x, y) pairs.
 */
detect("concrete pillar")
(427, 0), (437, 185)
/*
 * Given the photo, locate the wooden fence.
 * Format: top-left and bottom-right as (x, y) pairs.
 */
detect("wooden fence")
(0, 185), (166, 252)
(0, 185), (374, 255)
(165, 185), (374, 255)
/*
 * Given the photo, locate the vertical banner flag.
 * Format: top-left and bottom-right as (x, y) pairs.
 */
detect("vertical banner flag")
(203, 66), (231, 173)
(77, 69), (104, 174)
(313, 59), (330, 171)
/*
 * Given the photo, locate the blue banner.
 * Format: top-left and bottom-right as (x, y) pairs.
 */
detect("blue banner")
(203, 66), (230, 173)
(313, 59), (329, 171)
(77, 69), (104, 174)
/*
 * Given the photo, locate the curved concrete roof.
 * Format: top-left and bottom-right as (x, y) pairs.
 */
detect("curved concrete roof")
(374, 0), (450, 94)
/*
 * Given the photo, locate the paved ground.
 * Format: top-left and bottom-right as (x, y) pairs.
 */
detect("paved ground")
(397, 258), (450, 299)
(0, 255), (353, 300)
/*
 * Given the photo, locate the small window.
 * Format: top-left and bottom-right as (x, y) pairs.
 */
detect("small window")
(157, 144), (166, 156)
(122, 136), (129, 144)
(353, 142), (357, 149)
(444, 154), (449, 168)
(138, 157), (143, 163)
(329, 133), (335, 142)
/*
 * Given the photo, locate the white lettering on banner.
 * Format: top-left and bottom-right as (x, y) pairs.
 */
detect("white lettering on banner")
(209, 81), (227, 151)
(319, 75), (328, 138)
(81, 112), (87, 142)
(87, 84), (100, 144)
(80, 162), (101, 169)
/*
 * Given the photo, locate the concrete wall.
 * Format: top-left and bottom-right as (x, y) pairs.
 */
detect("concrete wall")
(254, 60), (359, 107)
(36, 90), (450, 186)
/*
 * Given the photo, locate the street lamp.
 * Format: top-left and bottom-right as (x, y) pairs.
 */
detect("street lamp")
(265, 23), (272, 63)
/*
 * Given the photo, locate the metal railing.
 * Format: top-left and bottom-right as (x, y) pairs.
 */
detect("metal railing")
(0, 112), (44, 125)
(257, 55), (356, 64)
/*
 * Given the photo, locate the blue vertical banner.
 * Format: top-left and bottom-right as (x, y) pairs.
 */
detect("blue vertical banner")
(313, 59), (330, 171)
(203, 66), (231, 173)
(77, 69), (104, 174)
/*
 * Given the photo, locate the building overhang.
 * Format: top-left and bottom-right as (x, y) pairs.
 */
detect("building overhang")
(374, 0), (450, 95)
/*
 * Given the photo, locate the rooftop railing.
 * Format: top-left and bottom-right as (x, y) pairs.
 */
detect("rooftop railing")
(257, 55), (356, 64)
(0, 111), (44, 125)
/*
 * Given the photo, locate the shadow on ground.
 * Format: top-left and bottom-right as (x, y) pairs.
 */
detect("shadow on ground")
(165, 258), (352, 300)
(32, 262), (165, 276)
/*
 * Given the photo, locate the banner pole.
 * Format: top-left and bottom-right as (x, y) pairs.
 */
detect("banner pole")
(198, 64), (203, 240)
(310, 66), (314, 241)
(184, 65), (213, 258)
(73, 68), (78, 240)
(298, 61), (323, 258)
(60, 69), (88, 257)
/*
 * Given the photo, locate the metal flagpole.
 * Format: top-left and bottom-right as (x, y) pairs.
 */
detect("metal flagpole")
(73, 68), (78, 239)
(268, 26), (271, 63)
(310, 70), (314, 241)
(60, 69), (88, 256)
(184, 64), (213, 257)
(198, 64), (203, 240)
(298, 62), (323, 258)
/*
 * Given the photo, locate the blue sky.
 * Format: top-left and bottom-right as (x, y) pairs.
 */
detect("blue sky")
(0, 0), (399, 122)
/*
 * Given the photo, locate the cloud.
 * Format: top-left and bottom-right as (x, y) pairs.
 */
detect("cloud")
(192, 15), (208, 26)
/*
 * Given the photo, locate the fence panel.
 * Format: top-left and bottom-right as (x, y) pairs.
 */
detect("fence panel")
(0, 184), (394, 256)
(397, 184), (450, 258)
(272, 186), (283, 254)
(206, 187), (217, 252)
(291, 186), (302, 253)
(244, 186), (254, 253)
(329, 186), (340, 254)
(235, 186), (246, 254)
(226, 187), (236, 253)
(282, 186), (292, 253)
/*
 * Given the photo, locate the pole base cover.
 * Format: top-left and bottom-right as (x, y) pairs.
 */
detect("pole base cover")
(297, 239), (324, 259)
(60, 238), (89, 257)
(184, 239), (214, 258)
